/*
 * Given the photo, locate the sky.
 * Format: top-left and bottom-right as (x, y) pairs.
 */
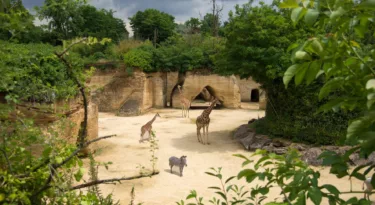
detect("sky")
(22, 0), (271, 36)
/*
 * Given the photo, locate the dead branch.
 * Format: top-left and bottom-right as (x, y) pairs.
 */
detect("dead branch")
(70, 171), (160, 190)
(55, 135), (116, 168)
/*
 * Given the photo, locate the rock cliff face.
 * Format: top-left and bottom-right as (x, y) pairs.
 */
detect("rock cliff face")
(5, 96), (98, 154)
(88, 64), (264, 116)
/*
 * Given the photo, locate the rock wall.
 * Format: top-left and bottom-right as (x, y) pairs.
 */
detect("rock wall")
(170, 72), (242, 108)
(236, 77), (261, 102)
(88, 64), (264, 112)
(6, 96), (99, 154)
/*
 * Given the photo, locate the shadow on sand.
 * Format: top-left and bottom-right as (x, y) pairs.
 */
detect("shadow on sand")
(164, 168), (183, 177)
(170, 130), (244, 153)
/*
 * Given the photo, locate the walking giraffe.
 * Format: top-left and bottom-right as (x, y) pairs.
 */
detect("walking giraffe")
(196, 97), (219, 145)
(177, 85), (191, 118)
(139, 113), (161, 143)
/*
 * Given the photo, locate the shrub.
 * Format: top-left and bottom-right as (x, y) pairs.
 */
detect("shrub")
(124, 45), (155, 72)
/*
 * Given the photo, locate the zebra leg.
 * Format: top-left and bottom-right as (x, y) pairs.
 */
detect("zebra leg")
(170, 165), (173, 173)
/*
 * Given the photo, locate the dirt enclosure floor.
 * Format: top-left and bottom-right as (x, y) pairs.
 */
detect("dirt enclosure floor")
(91, 106), (374, 205)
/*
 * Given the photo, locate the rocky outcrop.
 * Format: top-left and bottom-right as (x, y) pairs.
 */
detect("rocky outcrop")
(89, 69), (155, 116)
(234, 123), (375, 166)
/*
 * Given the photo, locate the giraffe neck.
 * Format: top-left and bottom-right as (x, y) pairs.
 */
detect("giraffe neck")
(149, 114), (158, 124)
(202, 100), (217, 117)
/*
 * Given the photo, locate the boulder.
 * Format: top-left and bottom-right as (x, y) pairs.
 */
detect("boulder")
(239, 133), (256, 150)
(301, 148), (323, 166)
(233, 124), (253, 140)
(249, 135), (272, 151)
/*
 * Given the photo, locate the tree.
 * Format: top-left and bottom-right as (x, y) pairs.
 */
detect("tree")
(35, 0), (86, 40)
(0, 0), (38, 42)
(129, 9), (176, 44)
(75, 5), (128, 43)
(214, 1), (357, 144)
(200, 13), (219, 36)
(185, 17), (201, 34)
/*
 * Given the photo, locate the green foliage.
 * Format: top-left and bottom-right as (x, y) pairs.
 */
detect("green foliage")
(179, 150), (373, 205)
(35, 0), (86, 40)
(0, 41), (78, 103)
(124, 45), (156, 72)
(0, 0), (40, 43)
(185, 17), (201, 34)
(123, 35), (224, 72)
(129, 9), (176, 44)
(281, 0), (375, 154)
(75, 5), (128, 43)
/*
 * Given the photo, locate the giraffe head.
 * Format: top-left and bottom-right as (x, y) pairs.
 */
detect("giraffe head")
(156, 113), (161, 118)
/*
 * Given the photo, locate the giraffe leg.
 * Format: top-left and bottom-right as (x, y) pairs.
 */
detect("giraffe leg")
(206, 124), (210, 145)
(202, 125), (206, 145)
(196, 126), (201, 143)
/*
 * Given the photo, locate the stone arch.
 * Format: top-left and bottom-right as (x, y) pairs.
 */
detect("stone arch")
(190, 85), (223, 109)
(250, 89), (259, 102)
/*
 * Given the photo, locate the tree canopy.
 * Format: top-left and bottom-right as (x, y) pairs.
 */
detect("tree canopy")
(129, 9), (176, 44)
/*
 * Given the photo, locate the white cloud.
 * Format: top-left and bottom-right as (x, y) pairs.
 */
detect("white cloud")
(24, 0), (273, 36)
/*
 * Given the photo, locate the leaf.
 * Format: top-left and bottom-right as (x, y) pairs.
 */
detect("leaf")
(225, 176), (236, 184)
(350, 41), (360, 47)
(215, 191), (227, 201)
(291, 7), (306, 23)
(304, 9), (319, 26)
(74, 168), (84, 181)
(226, 185), (233, 193)
(307, 187), (322, 205)
(366, 79), (375, 90)
(318, 77), (344, 100)
(287, 43), (300, 52)
(232, 154), (249, 161)
(295, 51), (312, 60)
(371, 173), (375, 188)
(283, 64), (300, 88)
(205, 172), (217, 177)
(295, 63), (309, 86)
(237, 169), (256, 180)
(186, 190), (197, 200)
(358, 0), (375, 10)
(209, 186), (222, 190)
(279, 0), (299, 8)
(321, 184), (340, 196)
(55, 156), (63, 164)
(305, 61), (320, 85)
(351, 172), (366, 180)
(330, 7), (346, 20)
(310, 39), (323, 55)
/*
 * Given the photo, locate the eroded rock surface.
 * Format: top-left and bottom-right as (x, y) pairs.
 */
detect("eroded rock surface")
(234, 123), (375, 166)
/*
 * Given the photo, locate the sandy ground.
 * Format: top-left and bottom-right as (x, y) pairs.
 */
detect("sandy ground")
(90, 105), (374, 205)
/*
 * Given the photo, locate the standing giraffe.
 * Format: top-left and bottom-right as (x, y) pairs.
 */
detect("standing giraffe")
(139, 113), (161, 143)
(196, 97), (219, 145)
(177, 85), (191, 118)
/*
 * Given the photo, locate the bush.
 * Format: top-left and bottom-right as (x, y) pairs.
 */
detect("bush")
(0, 41), (80, 103)
(112, 39), (150, 60)
(255, 82), (360, 145)
(124, 45), (155, 72)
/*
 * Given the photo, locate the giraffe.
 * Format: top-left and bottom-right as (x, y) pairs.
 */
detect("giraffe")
(196, 97), (219, 145)
(177, 85), (191, 118)
(139, 113), (161, 143)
